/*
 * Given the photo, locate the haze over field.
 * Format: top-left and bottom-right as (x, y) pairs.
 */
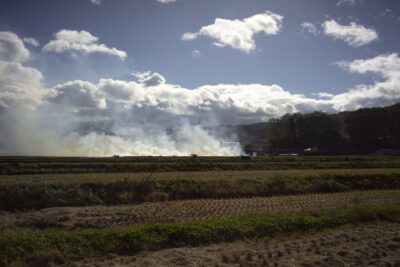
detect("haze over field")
(0, 0), (399, 156)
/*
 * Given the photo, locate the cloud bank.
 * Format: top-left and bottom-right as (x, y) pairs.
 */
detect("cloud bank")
(43, 30), (127, 59)
(1, 31), (400, 156)
(322, 19), (378, 47)
(182, 11), (283, 53)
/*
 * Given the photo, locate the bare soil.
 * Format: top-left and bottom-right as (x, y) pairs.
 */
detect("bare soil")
(2, 190), (400, 230)
(63, 222), (400, 267)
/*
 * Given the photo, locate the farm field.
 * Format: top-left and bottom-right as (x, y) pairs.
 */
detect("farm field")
(66, 222), (400, 267)
(1, 155), (400, 266)
(2, 155), (400, 175)
(2, 168), (400, 185)
(1, 190), (399, 230)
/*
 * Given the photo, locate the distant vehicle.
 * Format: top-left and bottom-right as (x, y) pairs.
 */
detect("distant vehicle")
(279, 153), (299, 156)
(241, 155), (251, 160)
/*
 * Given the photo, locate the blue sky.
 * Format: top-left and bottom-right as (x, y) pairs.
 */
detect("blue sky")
(0, 0), (400, 156)
(1, 0), (399, 93)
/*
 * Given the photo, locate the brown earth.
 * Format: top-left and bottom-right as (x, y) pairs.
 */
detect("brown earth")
(63, 222), (400, 267)
(2, 190), (400, 230)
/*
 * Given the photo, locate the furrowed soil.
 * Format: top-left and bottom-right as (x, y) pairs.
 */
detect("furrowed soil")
(65, 222), (400, 267)
(2, 190), (399, 230)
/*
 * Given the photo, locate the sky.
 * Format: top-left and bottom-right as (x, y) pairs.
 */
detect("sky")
(0, 0), (399, 156)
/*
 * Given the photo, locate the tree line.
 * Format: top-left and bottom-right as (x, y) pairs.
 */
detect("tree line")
(244, 103), (400, 154)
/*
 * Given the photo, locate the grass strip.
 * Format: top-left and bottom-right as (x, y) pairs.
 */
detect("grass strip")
(2, 155), (400, 175)
(2, 173), (400, 210)
(1, 204), (400, 266)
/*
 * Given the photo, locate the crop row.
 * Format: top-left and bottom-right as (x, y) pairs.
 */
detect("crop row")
(2, 155), (400, 175)
(2, 173), (400, 210)
(3, 190), (400, 229)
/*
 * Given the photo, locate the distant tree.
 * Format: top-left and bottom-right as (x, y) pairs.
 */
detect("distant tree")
(267, 111), (345, 151)
(345, 107), (389, 150)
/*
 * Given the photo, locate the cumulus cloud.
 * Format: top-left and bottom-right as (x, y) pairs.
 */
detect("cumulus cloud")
(322, 19), (378, 47)
(46, 80), (106, 110)
(182, 11), (283, 53)
(0, 31), (30, 62)
(43, 30), (127, 59)
(23, 37), (40, 47)
(301, 22), (319, 36)
(0, 32), (44, 109)
(157, 0), (176, 3)
(131, 71), (166, 87)
(332, 53), (400, 110)
(1, 34), (399, 156)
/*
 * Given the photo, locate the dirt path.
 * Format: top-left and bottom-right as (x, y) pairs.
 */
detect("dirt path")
(64, 222), (400, 267)
(1, 190), (400, 230)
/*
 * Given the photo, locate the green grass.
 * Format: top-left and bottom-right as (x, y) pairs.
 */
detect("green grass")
(1, 204), (400, 266)
(2, 173), (400, 210)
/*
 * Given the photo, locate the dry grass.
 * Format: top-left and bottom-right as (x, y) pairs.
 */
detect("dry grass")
(71, 222), (400, 267)
(2, 168), (400, 185)
(3, 190), (400, 229)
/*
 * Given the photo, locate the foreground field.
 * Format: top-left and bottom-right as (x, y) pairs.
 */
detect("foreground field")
(2, 204), (400, 266)
(2, 190), (399, 229)
(67, 222), (400, 267)
(2, 156), (400, 266)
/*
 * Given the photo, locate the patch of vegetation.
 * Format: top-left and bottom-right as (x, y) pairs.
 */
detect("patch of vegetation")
(2, 155), (400, 175)
(1, 204), (400, 266)
(2, 173), (400, 210)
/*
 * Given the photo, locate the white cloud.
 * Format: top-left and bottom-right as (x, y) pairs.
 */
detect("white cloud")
(317, 92), (334, 98)
(0, 32), (44, 109)
(192, 49), (201, 58)
(332, 53), (400, 110)
(322, 19), (378, 47)
(1, 33), (399, 156)
(131, 71), (166, 87)
(181, 32), (198, 41)
(43, 30), (127, 60)
(89, 0), (101, 5)
(336, 0), (358, 6)
(47, 80), (106, 110)
(157, 0), (176, 3)
(300, 22), (319, 36)
(0, 61), (44, 109)
(182, 11), (283, 53)
(0, 31), (30, 62)
(23, 37), (40, 47)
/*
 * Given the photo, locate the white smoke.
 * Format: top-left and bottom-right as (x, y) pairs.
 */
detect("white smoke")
(1, 31), (400, 156)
